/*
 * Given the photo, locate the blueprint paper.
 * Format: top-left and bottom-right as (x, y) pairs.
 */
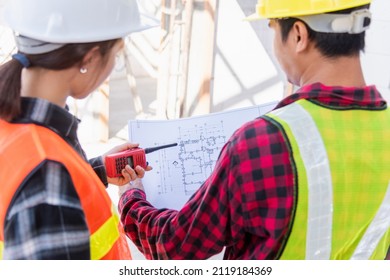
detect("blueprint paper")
(128, 101), (278, 210)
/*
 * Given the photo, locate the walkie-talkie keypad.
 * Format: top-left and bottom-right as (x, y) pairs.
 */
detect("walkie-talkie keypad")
(115, 157), (127, 173)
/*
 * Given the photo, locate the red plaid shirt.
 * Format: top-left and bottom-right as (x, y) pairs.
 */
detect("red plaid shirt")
(119, 83), (387, 259)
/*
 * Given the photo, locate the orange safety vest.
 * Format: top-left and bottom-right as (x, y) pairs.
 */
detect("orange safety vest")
(0, 120), (131, 260)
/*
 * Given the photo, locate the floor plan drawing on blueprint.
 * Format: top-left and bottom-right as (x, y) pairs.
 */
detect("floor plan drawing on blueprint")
(128, 101), (278, 210)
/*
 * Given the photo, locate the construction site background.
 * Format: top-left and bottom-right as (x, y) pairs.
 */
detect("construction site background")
(0, 0), (389, 259)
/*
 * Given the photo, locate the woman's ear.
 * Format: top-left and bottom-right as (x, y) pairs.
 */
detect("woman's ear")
(292, 21), (310, 53)
(79, 46), (101, 70)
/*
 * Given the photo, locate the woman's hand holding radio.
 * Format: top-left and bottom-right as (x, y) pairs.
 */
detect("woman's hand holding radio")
(102, 142), (152, 187)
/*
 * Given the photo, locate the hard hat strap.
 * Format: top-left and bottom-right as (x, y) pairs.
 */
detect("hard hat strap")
(295, 9), (372, 34)
(14, 34), (65, 55)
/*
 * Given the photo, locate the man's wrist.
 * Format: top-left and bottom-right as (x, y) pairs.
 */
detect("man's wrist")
(118, 179), (144, 197)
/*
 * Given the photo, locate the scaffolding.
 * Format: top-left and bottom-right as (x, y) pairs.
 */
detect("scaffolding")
(157, 0), (219, 119)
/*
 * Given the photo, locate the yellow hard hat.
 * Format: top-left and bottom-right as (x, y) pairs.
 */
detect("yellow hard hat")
(249, 0), (372, 19)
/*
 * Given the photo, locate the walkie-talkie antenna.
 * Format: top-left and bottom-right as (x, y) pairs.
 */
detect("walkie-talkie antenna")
(144, 143), (178, 154)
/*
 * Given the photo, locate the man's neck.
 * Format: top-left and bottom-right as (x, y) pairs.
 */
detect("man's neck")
(299, 54), (366, 88)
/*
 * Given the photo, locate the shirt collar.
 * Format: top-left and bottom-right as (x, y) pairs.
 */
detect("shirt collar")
(276, 83), (387, 110)
(16, 97), (80, 141)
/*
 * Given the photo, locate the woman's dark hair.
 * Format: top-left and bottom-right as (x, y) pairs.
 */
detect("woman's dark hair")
(277, 4), (370, 58)
(0, 38), (120, 121)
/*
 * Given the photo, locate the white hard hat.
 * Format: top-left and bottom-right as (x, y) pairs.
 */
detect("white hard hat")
(3, 0), (157, 44)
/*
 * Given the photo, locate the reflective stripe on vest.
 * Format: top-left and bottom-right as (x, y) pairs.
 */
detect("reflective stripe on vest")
(91, 204), (121, 260)
(0, 241), (3, 259)
(270, 102), (333, 259)
(267, 100), (390, 259)
(351, 181), (390, 259)
(0, 121), (131, 259)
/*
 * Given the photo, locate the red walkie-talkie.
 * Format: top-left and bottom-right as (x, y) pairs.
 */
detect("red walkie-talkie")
(105, 143), (177, 178)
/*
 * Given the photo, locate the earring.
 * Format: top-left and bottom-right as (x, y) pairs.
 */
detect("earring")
(80, 67), (87, 74)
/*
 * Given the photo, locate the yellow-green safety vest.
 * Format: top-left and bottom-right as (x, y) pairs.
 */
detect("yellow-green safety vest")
(266, 99), (390, 260)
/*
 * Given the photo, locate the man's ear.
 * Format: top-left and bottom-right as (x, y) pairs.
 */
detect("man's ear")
(80, 46), (101, 69)
(292, 21), (310, 53)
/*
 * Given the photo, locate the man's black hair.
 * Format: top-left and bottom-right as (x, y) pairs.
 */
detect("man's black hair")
(277, 4), (370, 58)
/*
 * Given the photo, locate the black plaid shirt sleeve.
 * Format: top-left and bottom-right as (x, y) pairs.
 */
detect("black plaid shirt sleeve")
(89, 156), (108, 187)
(3, 160), (90, 259)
